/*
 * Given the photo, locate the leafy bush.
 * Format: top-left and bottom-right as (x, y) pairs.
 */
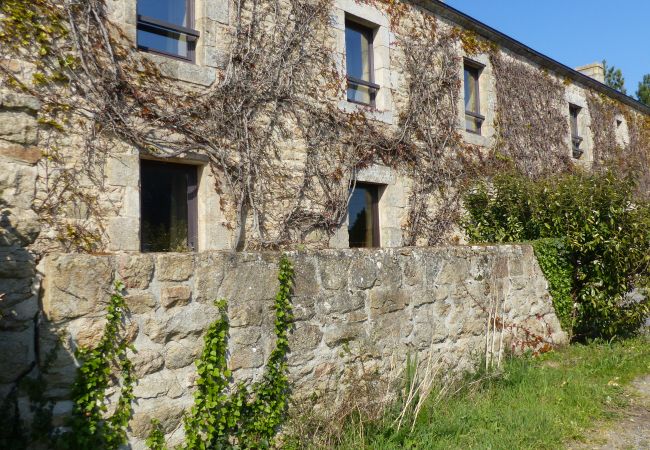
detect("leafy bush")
(463, 170), (650, 340)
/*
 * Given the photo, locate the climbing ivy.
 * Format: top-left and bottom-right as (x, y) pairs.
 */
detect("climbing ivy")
(530, 238), (574, 334)
(56, 281), (135, 449)
(145, 419), (167, 450)
(148, 255), (294, 449)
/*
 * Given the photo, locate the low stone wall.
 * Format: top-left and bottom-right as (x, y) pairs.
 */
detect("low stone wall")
(39, 245), (566, 448)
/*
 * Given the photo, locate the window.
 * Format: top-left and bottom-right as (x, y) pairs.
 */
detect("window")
(141, 160), (198, 252)
(464, 61), (484, 134)
(569, 104), (583, 158)
(348, 183), (380, 248)
(345, 19), (379, 106)
(137, 0), (199, 62)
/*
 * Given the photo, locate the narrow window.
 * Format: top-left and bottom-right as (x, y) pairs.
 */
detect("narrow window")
(137, 0), (199, 62)
(464, 62), (484, 134)
(345, 19), (379, 106)
(569, 104), (583, 158)
(141, 160), (198, 252)
(348, 183), (380, 248)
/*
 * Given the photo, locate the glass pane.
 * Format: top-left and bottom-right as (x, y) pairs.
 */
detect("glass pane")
(570, 107), (579, 136)
(138, 0), (188, 26)
(345, 23), (372, 82)
(348, 184), (377, 248)
(347, 83), (372, 104)
(141, 161), (193, 252)
(464, 67), (478, 113)
(137, 27), (188, 58)
(465, 114), (481, 133)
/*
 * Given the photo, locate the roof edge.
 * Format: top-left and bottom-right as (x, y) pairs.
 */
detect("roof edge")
(415, 0), (650, 116)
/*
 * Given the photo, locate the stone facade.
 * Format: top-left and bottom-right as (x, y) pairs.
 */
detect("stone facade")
(36, 245), (565, 447)
(0, 0), (648, 445)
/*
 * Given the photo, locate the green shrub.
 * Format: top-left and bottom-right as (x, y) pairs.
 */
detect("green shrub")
(463, 170), (650, 340)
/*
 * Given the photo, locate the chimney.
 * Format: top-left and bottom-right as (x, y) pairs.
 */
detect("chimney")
(575, 62), (605, 83)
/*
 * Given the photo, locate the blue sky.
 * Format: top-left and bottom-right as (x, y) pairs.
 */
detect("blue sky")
(445, 0), (648, 98)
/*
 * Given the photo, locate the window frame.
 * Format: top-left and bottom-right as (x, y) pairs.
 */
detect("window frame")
(345, 17), (379, 107)
(136, 0), (199, 63)
(463, 59), (485, 135)
(140, 159), (199, 252)
(569, 104), (583, 158)
(348, 182), (380, 248)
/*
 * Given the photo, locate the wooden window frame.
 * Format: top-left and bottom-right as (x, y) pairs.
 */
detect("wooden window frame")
(137, 0), (199, 63)
(345, 17), (379, 107)
(348, 182), (381, 248)
(464, 59), (485, 135)
(140, 159), (199, 252)
(569, 104), (583, 158)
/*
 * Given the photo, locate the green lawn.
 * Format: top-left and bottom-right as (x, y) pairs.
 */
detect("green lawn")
(322, 336), (650, 450)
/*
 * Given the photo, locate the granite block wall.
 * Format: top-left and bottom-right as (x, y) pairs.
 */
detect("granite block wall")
(38, 245), (566, 448)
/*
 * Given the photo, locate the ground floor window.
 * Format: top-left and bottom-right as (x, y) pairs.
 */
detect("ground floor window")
(141, 159), (198, 252)
(348, 182), (380, 248)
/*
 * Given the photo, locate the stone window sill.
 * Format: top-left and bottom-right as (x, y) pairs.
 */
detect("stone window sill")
(141, 52), (217, 87)
(338, 100), (394, 125)
(461, 129), (492, 147)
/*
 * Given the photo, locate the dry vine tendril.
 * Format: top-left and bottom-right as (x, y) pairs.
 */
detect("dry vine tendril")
(1, 0), (493, 251)
(1, 0), (648, 252)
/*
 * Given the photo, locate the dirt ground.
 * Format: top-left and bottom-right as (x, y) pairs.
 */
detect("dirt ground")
(570, 375), (650, 450)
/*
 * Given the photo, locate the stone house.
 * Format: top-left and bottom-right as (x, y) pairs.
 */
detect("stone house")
(0, 0), (649, 447)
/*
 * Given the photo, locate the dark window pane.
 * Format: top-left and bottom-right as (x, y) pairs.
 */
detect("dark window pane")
(138, 0), (189, 27)
(345, 23), (372, 82)
(348, 184), (379, 248)
(465, 114), (481, 134)
(347, 84), (373, 105)
(137, 27), (188, 58)
(464, 65), (480, 113)
(141, 160), (197, 252)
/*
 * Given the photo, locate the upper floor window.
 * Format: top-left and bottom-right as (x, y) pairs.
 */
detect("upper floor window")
(137, 0), (199, 62)
(569, 104), (583, 158)
(345, 18), (379, 106)
(464, 61), (484, 134)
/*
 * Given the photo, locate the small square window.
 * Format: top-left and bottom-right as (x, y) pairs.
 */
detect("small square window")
(569, 104), (583, 159)
(348, 183), (380, 248)
(464, 62), (484, 134)
(137, 0), (199, 62)
(141, 160), (198, 252)
(345, 19), (379, 106)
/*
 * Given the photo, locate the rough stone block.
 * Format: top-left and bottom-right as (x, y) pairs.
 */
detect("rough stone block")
(368, 288), (409, 318)
(323, 321), (365, 348)
(0, 144), (41, 165)
(107, 217), (139, 251)
(205, 0), (229, 24)
(156, 253), (194, 282)
(319, 254), (349, 290)
(165, 340), (200, 370)
(292, 256), (319, 297)
(106, 154), (139, 187)
(0, 92), (41, 110)
(194, 252), (226, 302)
(349, 257), (377, 289)
(0, 111), (38, 144)
(124, 292), (157, 314)
(131, 349), (165, 377)
(68, 317), (107, 348)
(165, 303), (218, 341)
(289, 323), (323, 354)
(161, 285), (192, 309)
(0, 328), (32, 383)
(117, 254), (154, 289)
(42, 255), (114, 322)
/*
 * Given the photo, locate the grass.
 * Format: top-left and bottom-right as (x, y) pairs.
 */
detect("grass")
(301, 336), (650, 450)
